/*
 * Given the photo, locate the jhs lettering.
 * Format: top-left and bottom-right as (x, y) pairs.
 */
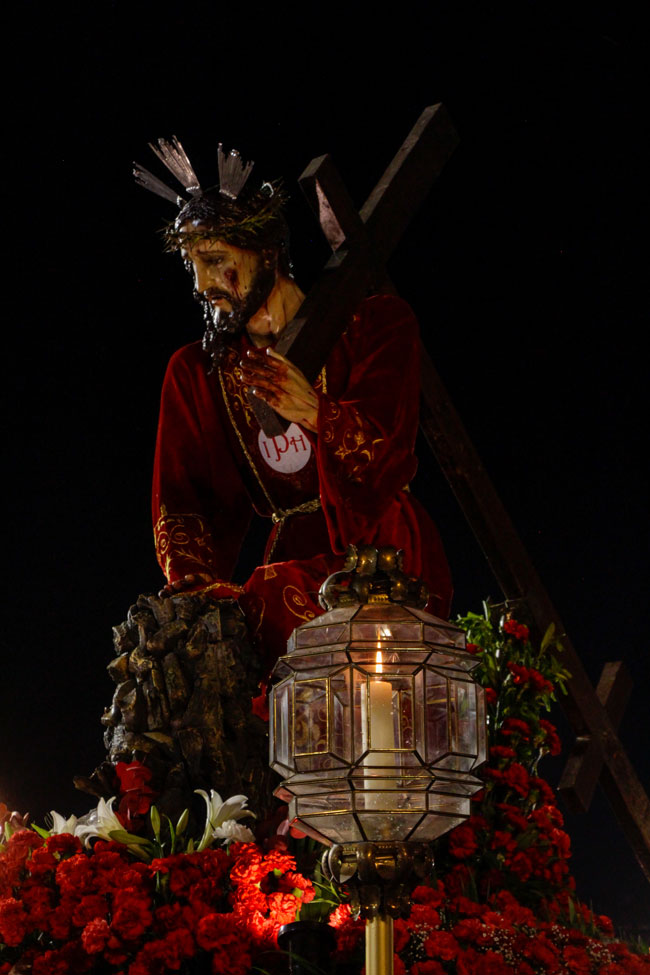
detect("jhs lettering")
(260, 432), (308, 464)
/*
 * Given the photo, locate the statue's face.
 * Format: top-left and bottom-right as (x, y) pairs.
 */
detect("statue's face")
(182, 235), (264, 314)
(181, 227), (278, 347)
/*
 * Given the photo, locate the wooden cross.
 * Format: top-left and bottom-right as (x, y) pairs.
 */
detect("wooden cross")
(251, 106), (650, 882)
(249, 103), (459, 435)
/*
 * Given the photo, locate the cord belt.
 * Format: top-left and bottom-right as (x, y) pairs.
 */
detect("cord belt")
(271, 497), (321, 525)
(267, 497), (321, 561)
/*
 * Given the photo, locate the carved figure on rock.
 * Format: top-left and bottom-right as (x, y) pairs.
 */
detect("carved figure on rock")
(135, 138), (453, 673)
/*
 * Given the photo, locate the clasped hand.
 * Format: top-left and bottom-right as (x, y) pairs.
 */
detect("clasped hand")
(240, 348), (319, 433)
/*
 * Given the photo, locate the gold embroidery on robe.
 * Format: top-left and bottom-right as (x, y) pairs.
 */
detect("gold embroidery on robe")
(321, 406), (383, 479)
(220, 348), (256, 430)
(282, 584), (317, 622)
(154, 506), (218, 579)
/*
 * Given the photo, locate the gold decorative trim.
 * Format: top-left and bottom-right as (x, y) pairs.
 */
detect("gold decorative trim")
(217, 363), (322, 561)
(154, 507), (219, 579)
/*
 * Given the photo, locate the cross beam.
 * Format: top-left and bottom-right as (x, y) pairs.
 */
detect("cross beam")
(257, 106), (650, 881)
(558, 660), (633, 813)
(249, 104), (459, 436)
(418, 351), (650, 881)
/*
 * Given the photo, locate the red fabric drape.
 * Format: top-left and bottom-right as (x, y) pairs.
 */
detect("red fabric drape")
(152, 295), (452, 669)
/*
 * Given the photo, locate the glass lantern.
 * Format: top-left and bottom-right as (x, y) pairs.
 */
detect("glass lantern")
(270, 596), (487, 846)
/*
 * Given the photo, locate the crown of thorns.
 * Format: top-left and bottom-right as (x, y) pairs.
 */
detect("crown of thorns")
(133, 136), (288, 252)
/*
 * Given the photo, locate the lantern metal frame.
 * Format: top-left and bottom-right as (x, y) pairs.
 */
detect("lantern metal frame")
(270, 598), (487, 847)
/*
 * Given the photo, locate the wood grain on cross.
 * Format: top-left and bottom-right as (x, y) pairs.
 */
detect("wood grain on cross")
(250, 105), (650, 881)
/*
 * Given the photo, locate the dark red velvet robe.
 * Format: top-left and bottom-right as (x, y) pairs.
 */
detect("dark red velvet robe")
(153, 294), (452, 670)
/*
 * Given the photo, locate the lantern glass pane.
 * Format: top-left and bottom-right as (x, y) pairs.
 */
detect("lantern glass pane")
(475, 686), (487, 767)
(350, 621), (423, 642)
(408, 814), (465, 841)
(450, 680), (477, 756)
(273, 681), (291, 769)
(298, 813), (362, 844)
(294, 679), (328, 756)
(427, 776), (483, 796)
(295, 793), (353, 815)
(355, 790), (426, 813)
(294, 753), (347, 772)
(294, 624), (349, 648)
(357, 812), (425, 842)
(349, 648), (428, 670)
(422, 623), (466, 648)
(351, 667), (367, 763)
(355, 603), (415, 622)
(389, 676), (415, 749)
(330, 670), (352, 764)
(286, 649), (349, 671)
(427, 793), (471, 816)
(425, 672), (450, 763)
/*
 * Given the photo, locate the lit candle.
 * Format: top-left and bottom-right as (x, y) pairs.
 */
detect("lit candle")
(363, 649), (395, 808)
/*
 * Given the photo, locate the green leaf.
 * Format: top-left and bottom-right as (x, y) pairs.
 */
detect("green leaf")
(108, 829), (150, 846)
(540, 623), (555, 652)
(176, 808), (189, 836)
(150, 805), (161, 840)
(31, 824), (51, 839)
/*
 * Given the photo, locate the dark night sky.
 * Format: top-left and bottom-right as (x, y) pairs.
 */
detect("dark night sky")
(2, 0), (648, 933)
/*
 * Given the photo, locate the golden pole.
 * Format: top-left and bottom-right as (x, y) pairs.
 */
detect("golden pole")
(365, 914), (394, 975)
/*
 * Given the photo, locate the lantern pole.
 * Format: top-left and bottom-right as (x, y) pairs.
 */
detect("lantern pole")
(366, 915), (393, 975)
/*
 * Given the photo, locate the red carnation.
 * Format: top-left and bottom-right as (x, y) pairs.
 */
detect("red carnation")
(453, 917), (488, 944)
(500, 717), (531, 739)
(529, 776), (556, 804)
(528, 669), (554, 694)
(328, 903), (353, 927)
(267, 891), (300, 924)
(489, 745), (516, 763)
(196, 912), (242, 951)
(449, 823), (479, 859)
(424, 930), (461, 961)
(0, 896), (28, 946)
(563, 944), (592, 974)
(540, 718), (562, 755)
(412, 962), (446, 975)
(46, 833), (82, 857)
(502, 762), (530, 797)
(81, 916), (111, 954)
(503, 619), (529, 641)
(111, 889), (153, 941)
(56, 853), (96, 895)
(72, 893), (109, 928)
(495, 802), (530, 833)
(508, 851), (533, 881)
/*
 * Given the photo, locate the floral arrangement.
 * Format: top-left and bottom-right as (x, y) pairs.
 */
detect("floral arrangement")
(1, 607), (648, 974)
(0, 791), (314, 974)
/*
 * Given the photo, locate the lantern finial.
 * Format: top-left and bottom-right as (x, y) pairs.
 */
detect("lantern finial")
(319, 545), (429, 610)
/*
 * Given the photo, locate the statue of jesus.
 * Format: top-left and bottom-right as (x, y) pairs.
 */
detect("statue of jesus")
(135, 138), (452, 672)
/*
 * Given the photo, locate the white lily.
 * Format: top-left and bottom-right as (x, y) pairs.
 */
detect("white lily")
(74, 797), (126, 848)
(48, 810), (79, 835)
(195, 789), (255, 850)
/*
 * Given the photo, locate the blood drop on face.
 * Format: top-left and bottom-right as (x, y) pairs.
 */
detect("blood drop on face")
(224, 266), (241, 298)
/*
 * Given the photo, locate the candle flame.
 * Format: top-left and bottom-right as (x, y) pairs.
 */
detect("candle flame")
(375, 650), (383, 674)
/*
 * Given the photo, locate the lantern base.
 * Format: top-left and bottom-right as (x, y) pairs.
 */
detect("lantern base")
(322, 841), (433, 919)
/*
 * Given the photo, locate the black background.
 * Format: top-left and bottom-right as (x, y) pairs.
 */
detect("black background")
(2, 0), (648, 934)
